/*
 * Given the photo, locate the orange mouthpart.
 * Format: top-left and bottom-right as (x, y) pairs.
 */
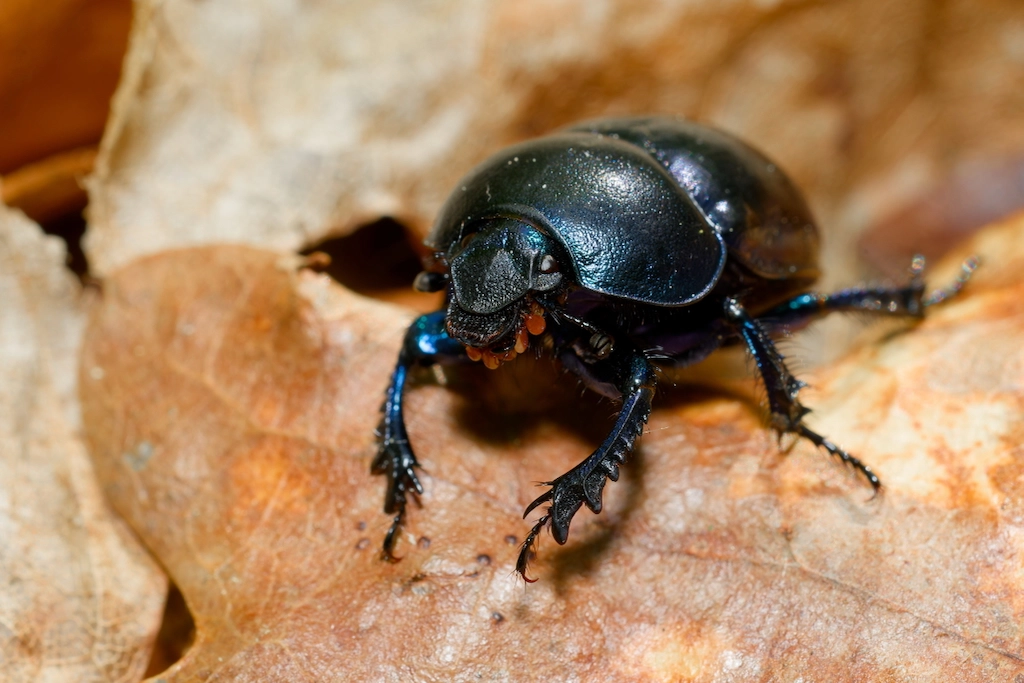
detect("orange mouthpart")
(465, 302), (546, 369)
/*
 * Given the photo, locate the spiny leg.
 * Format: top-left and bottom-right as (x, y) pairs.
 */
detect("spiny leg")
(726, 255), (978, 488)
(723, 297), (881, 491)
(517, 352), (656, 581)
(373, 310), (465, 560)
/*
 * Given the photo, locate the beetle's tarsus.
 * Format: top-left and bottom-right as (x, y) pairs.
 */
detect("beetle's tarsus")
(381, 511), (406, 562)
(796, 424), (882, 492)
(923, 255), (979, 307)
(372, 426), (424, 510)
(516, 514), (550, 582)
(373, 435), (422, 559)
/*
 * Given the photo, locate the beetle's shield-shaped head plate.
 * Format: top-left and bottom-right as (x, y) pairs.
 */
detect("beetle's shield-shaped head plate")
(448, 219), (561, 315)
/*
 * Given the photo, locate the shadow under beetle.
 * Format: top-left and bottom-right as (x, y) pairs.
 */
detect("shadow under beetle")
(373, 116), (975, 581)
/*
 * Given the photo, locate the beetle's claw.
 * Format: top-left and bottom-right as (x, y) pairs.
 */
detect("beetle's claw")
(522, 486), (554, 517)
(376, 463), (420, 559)
(526, 473), (593, 546)
(515, 472), (594, 579)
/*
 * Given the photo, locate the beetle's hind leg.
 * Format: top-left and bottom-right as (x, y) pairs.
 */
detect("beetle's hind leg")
(723, 297), (881, 491)
(763, 254), (978, 323)
(725, 255), (978, 490)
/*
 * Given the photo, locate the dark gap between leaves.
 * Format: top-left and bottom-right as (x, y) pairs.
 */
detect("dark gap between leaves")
(40, 209), (91, 282)
(302, 217), (425, 298)
(143, 581), (196, 677)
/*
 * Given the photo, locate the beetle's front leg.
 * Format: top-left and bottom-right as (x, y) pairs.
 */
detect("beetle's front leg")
(517, 350), (656, 580)
(723, 297), (881, 490)
(373, 310), (465, 560)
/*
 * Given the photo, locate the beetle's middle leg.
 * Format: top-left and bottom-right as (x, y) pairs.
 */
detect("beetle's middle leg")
(517, 350), (656, 580)
(723, 297), (881, 490)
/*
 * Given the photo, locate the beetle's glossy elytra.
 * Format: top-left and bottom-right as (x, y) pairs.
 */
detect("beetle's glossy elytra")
(372, 116), (975, 580)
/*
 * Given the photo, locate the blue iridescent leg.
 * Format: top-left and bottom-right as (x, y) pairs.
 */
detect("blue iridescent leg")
(373, 310), (465, 559)
(763, 255), (977, 325)
(764, 283), (926, 323)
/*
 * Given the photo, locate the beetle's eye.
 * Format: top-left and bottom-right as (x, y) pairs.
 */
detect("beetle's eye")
(539, 254), (559, 273)
(460, 233), (477, 250)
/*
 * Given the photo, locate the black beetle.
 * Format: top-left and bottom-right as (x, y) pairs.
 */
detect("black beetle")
(373, 116), (975, 580)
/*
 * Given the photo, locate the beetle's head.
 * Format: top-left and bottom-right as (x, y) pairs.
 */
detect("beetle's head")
(417, 218), (564, 369)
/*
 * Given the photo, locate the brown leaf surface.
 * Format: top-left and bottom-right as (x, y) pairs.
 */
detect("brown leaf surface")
(86, 0), (1024, 284)
(0, 205), (166, 682)
(81, 214), (1024, 681)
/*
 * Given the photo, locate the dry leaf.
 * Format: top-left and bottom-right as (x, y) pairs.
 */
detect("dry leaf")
(80, 214), (1024, 681)
(1, 147), (97, 225)
(0, 205), (165, 683)
(0, 0), (131, 173)
(86, 0), (1024, 285)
